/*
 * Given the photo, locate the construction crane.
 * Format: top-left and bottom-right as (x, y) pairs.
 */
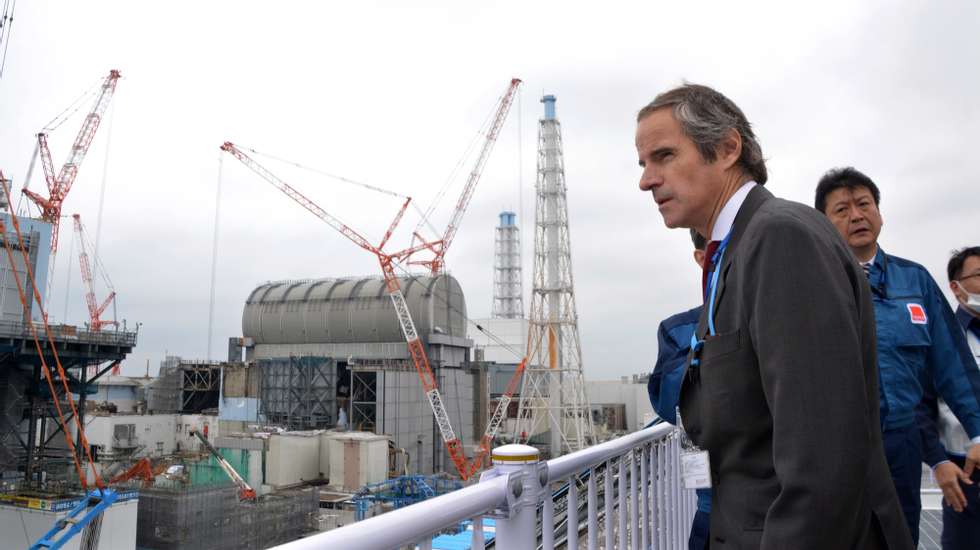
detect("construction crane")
(408, 78), (522, 275)
(23, 69), (121, 252)
(190, 429), (256, 501)
(219, 141), (477, 478)
(72, 214), (116, 331)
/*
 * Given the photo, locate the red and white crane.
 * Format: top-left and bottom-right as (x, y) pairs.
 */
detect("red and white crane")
(24, 69), (121, 252)
(72, 213), (116, 331)
(408, 78), (522, 275)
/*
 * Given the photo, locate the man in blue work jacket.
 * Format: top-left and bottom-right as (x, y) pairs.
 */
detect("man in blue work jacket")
(648, 228), (708, 550)
(815, 168), (980, 545)
(918, 246), (980, 549)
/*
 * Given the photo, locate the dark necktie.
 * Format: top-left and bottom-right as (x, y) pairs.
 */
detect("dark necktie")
(702, 240), (721, 298)
(862, 262), (871, 279)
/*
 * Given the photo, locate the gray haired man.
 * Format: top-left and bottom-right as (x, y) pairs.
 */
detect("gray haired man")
(634, 84), (911, 549)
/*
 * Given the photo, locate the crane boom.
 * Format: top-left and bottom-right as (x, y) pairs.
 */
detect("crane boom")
(412, 78), (522, 275)
(72, 214), (116, 331)
(25, 70), (121, 252)
(190, 429), (256, 501)
(221, 143), (472, 479)
(220, 142), (379, 254)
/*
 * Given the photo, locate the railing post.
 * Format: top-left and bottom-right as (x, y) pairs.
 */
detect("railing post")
(486, 444), (543, 550)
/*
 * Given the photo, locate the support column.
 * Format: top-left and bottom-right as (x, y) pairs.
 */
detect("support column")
(489, 444), (542, 550)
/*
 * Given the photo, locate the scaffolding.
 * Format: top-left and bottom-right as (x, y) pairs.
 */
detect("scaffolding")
(135, 484), (318, 550)
(180, 361), (221, 413)
(258, 356), (337, 430)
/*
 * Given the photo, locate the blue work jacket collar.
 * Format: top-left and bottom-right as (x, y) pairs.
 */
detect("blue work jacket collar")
(956, 306), (980, 338)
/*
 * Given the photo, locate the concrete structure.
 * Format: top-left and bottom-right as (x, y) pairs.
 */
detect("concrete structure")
(81, 413), (218, 464)
(266, 432), (322, 487)
(492, 211), (524, 319)
(0, 490), (139, 550)
(515, 95), (595, 455)
(135, 484), (317, 550)
(325, 432), (388, 492)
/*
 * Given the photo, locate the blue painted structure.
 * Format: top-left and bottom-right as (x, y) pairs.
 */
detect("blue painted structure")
(541, 94), (557, 120)
(29, 488), (123, 550)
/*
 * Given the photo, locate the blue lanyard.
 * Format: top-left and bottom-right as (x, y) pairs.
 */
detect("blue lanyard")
(689, 230), (733, 365)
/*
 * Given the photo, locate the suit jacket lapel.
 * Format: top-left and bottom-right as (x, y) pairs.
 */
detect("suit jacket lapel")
(696, 185), (774, 339)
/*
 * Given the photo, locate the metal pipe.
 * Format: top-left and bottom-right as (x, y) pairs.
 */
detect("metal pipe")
(640, 444), (650, 550)
(542, 490), (555, 550)
(618, 458), (627, 550)
(471, 515), (484, 550)
(567, 475), (579, 549)
(587, 468), (597, 550)
(630, 450), (639, 550)
(604, 459), (614, 550)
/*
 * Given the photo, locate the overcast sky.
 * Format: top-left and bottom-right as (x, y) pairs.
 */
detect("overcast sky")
(1, 1), (977, 380)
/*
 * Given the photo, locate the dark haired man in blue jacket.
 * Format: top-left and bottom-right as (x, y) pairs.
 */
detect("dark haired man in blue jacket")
(816, 168), (980, 545)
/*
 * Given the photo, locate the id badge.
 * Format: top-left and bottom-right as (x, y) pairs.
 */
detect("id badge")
(680, 450), (712, 489)
(676, 406), (712, 489)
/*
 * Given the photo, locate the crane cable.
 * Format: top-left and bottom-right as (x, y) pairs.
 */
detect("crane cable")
(0, 0), (16, 79)
(0, 172), (102, 490)
(413, 86), (503, 241)
(41, 76), (103, 133)
(244, 145), (438, 240)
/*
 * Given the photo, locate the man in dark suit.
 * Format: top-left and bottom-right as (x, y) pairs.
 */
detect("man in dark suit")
(634, 84), (912, 549)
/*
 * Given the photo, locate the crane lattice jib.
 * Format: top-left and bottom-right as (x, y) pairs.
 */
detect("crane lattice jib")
(431, 78), (522, 273)
(55, 71), (121, 194)
(72, 214), (116, 331)
(220, 142), (377, 255)
(28, 70), (121, 252)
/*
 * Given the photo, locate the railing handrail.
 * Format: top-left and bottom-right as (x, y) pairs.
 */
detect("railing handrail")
(270, 423), (678, 550)
(0, 319), (137, 346)
(274, 474), (510, 550)
(547, 422), (673, 482)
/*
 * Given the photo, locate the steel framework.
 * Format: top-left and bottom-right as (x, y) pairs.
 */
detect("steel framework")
(514, 95), (595, 455)
(258, 356), (337, 430)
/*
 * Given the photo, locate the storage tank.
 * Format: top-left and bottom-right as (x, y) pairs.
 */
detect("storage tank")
(242, 274), (466, 345)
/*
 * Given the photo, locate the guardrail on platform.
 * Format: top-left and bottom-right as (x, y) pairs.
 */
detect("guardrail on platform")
(272, 422), (696, 550)
(0, 319), (137, 346)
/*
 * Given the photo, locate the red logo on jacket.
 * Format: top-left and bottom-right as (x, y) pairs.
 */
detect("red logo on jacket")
(907, 303), (927, 324)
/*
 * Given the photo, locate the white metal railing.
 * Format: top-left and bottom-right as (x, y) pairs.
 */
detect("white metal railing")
(272, 422), (696, 550)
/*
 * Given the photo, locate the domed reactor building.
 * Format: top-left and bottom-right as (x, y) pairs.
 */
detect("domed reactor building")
(236, 274), (477, 475)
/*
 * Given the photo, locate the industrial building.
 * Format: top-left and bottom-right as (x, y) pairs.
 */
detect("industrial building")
(239, 274), (478, 475)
